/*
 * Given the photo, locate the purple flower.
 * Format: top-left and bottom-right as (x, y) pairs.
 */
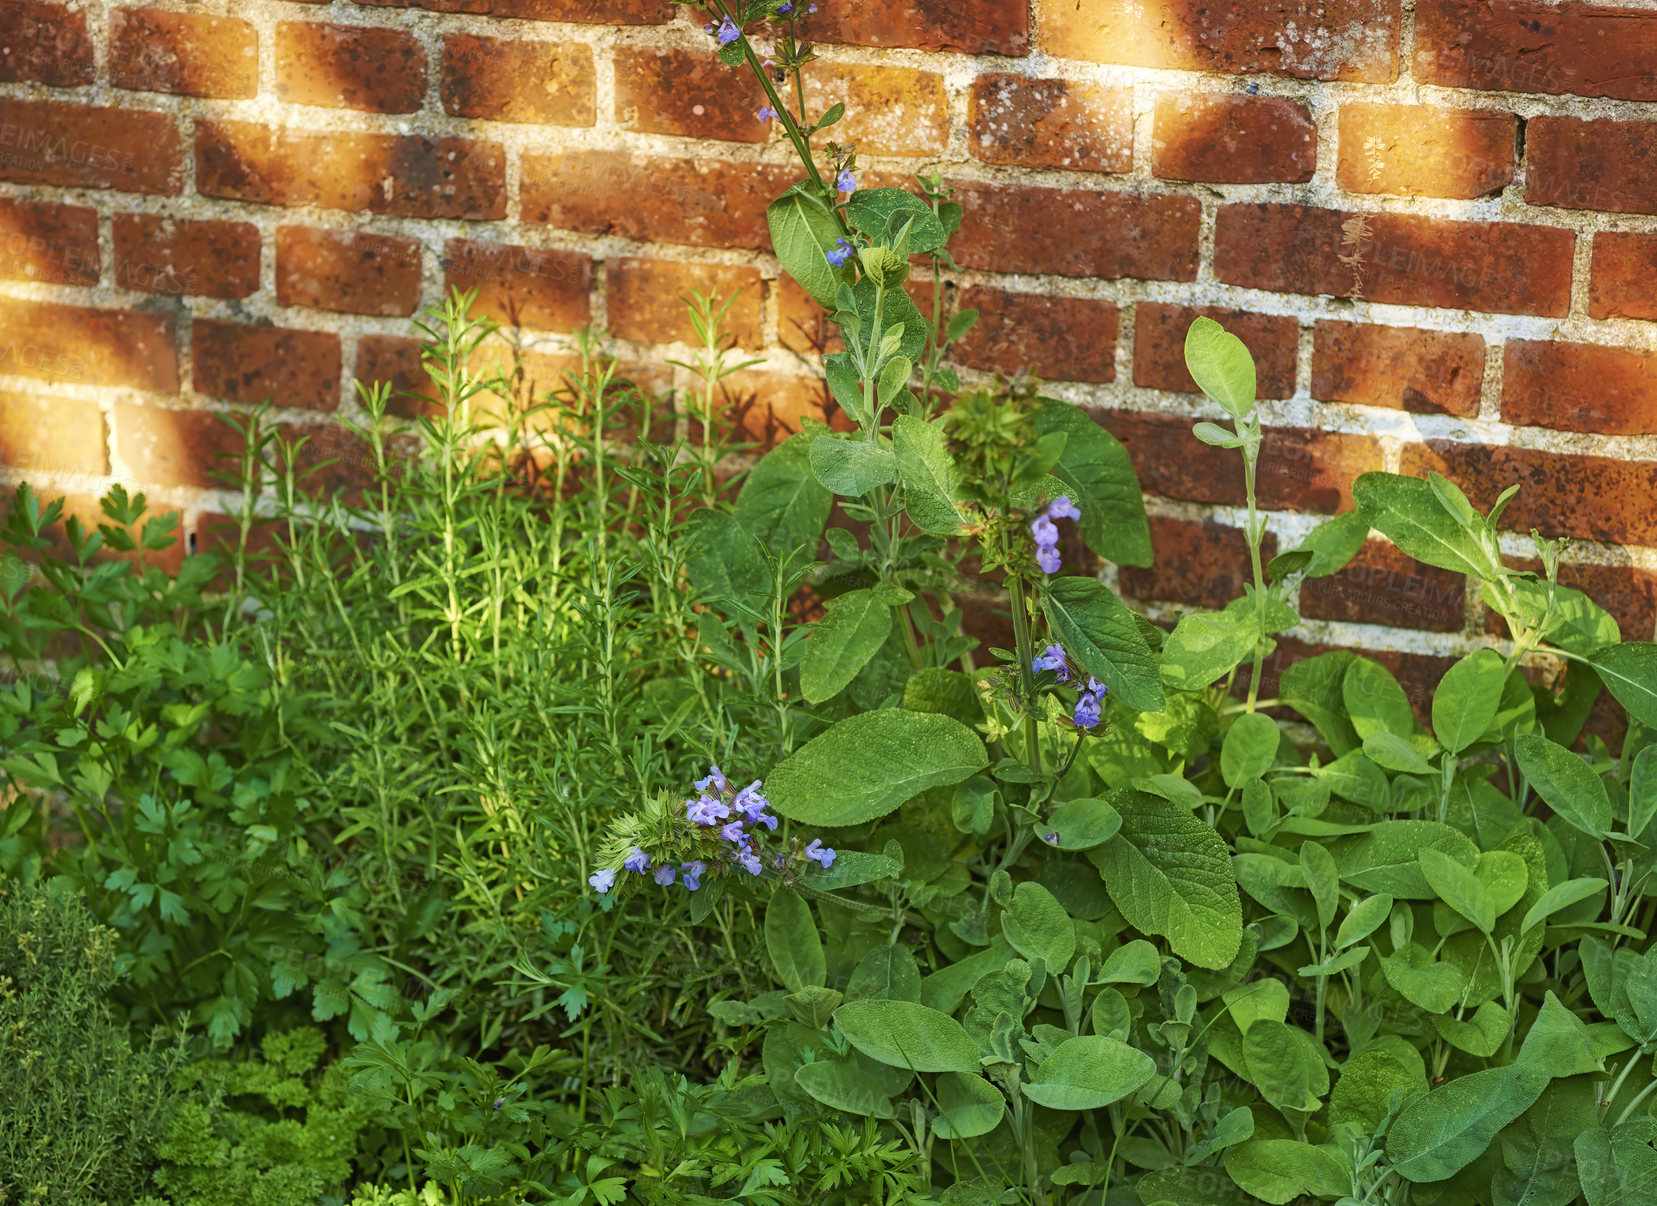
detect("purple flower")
(589, 868), (616, 894)
(1034, 644), (1070, 683)
(826, 237), (854, 267)
(803, 839), (836, 868)
(1036, 545), (1062, 575)
(717, 15), (741, 43)
(736, 849), (762, 875)
(687, 794), (732, 826)
(719, 820), (746, 843)
(777, 1), (792, 11)
(1043, 832), (1060, 845)
(1047, 495), (1080, 522)
(758, 105), (779, 124)
(1031, 515), (1059, 548)
(734, 781), (770, 819)
(696, 765), (727, 793)
(1074, 691), (1103, 730)
(653, 865), (676, 887)
(836, 168), (856, 194)
(1087, 676), (1106, 696)
(624, 847), (650, 874)
(682, 861), (707, 891)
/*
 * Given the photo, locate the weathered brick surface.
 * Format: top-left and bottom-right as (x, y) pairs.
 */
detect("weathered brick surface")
(1041, 0), (1402, 82)
(440, 34), (595, 126)
(277, 226), (423, 317)
(275, 22), (426, 114)
(0, 100), (183, 193)
(614, 47), (764, 143)
(952, 183), (1201, 281)
(1152, 95), (1316, 184)
(0, 1), (92, 87)
(1301, 540), (1467, 631)
(192, 319), (342, 411)
(968, 75), (1131, 173)
(1120, 517), (1277, 610)
(114, 403), (244, 491)
(112, 214), (260, 299)
(1501, 341), (1657, 436)
(1097, 410), (1247, 507)
(778, 275), (843, 356)
(1133, 305), (1297, 398)
(1311, 321), (1484, 417)
(1414, 0), (1657, 102)
(1214, 203), (1575, 317)
(0, 392), (106, 476)
(813, 1), (1028, 55)
(444, 239), (592, 332)
(0, 297), (176, 391)
(1336, 103), (1515, 199)
(803, 63), (949, 159)
(0, 196), (99, 286)
(1257, 429), (1383, 514)
(355, 334), (442, 418)
(1526, 117), (1657, 216)
(196, 120), (505, 218)
(1589, 234), (1657, 322)
(607, 258), (762, 348)
(111, 8), (258, 99)
(951, 288), (1118, 385)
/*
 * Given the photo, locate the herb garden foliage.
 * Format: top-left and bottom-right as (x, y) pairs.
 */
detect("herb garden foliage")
(0, 4), (1652, 1206)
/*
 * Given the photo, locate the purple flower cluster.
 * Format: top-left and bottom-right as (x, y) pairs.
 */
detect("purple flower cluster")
(1033, 643), (1070, 684)
(1031, 643), (1108, 730)
(825, 237), (854, 267)
(705, 15), (740, 43)
(1030, 495), (1080, 575)
(836, 168), (856, 194)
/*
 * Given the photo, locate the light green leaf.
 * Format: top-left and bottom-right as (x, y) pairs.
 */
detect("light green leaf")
(1023, 1035), (1156, 1111)
(1336, 894), (1394, 950)
(1354, 471), (1499, 581)
(1363, 730), (1437, 776)
(1631, 746), (1657, 842)
(1433, 649), (1508, 755)
(1282, 651), (1361, 756)
(1001, 881), (1075, 974)
(1034, 400), (1152, 567)
(1520, 876), (1608, 934)
(1221, 713), (1280, 788)
(1330, 821), (1478, 898)
(1387, 1062), (1551, 1182)
(1041, 577), (1165, 712)
(768, 185), (847, 307)
(682, 509), (769, 605)
(1432, 1001), (1513, 1058)
(801, 588), (893, 704)
(1099, 939), (1161, 986)
(1089, 788), (1242, 969)
(1225, 1140), (1349, 1204)
(833, 999), (979, 1074)
(766, 709), (987, 826)
(1042, 796), (1122, 851)
(846, 944), (922, 1003)
(733, 433), (832, 560)
(932, 1072), (1004, 1139)
(1589, 642), (1657, 727)
(765, 890), (825, 994)
(1184, 316), (1257, 420)
(1380, 951), (1465, 1013)
(1421, 847), (1496, 933)
(1344, 656), (1417, 740)
(845, 187), (946, 253)
(1242, 1019), (1329, 1115)
(1278, 510), (1371, 579)
(810, 849), (901, 891)
(1224, 978), (1290, 1034)
(893, 414), (963, 536)
(810, 433), (896, 497)
(794, 1056), (897, 1118)
(1159, 598), (1258, 692)
(1515, 732), (1613, 840)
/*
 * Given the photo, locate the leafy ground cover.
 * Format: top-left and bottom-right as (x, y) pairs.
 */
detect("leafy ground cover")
(2, 2), (1655, 1204)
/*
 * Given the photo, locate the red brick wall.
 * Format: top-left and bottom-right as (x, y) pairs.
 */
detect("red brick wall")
(2, 0), (1656, 677)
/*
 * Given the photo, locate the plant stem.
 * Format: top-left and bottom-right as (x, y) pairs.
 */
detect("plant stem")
(1243, 445), (1267, 712)
(1009, 571), (1042, 776)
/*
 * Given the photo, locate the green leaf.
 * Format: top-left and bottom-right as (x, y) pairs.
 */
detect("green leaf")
(932, 1072), (1005, 1139)
(1041, 577), (1164, 712)
(833, 999), (979, 1073)
(1631, 745), (1657, 842)
(734, 433), (832, 559)
(851, 276), (929, 360)
(765, 889), (825, 994)
(810, 849), (901, 891)
(768, 185), (846, 307)
(1099, 939), (1161, 985)
(1363, 731), (1436, 776)
(1344, 656), (1417, 740)
(1033, 400), (1152, 567)
(1022, 1035), (1156, 1110)
(1387, 1062), (1551, 1182)
(845, 188), (946, 253)
(1089, 788), (1242, 969)
(877, 355), (912, 408)
(1420, 846), (1496, 933)
(903, 668), (982, 727)
(1433, 649), (1507, 755)
(682, 509), (769, 606)
(810, 433), (896, 497)
(1277, 510), (1370, 579)
(1242, 1019), (1330, 1114)
(1331, 821), (1478, 898)
(1576, 1119), (1657, 1206)
(1225, 1140), (1348, 1204)
(1520, 876), (1607, 934)
(1043, 796), (1122, 851)
(1282, 651), (1361, 756)
(794, 1056), (898, 1118)
(893, 415), (963, 536)
(1159, 597), (1258, 692)
(1354, 471), (1500, 580)
(1431, 1000), (1512, 1057)
(1515, 732), (1613, 840)
(1516, 993), (1603, 1078)
(1330, 1048), (1426, 1132)
(1221, 713), (1279, 788)
(801, 588), (893, 704)
(1000, 881), (1075, 974)
(846, 944), (922, 1003)
(1184, 316), (1257, 420)
(1589, 642), (1657, 728)
(767, 709), (987, 826)
(1335, 894), (1393, 950)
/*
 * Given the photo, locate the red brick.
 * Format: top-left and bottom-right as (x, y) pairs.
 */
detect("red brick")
(717, 370), (846, 448)
(1526, 117), (1657, 216)
(114, 404), (242, 491)
(1336, 103), (1514, 199)
(112, 214), (260, 300)
(196, 119), (504, 219)
(0, 196), (98, 286)
(0, 392), (106, 476)
(275, 22), (426, 114)
(1213, 203), (1574, 318)
(812, 0), (1027, 55)
(1400, 441), (1657, 548)
(1258, 429), (1382, 514)
(1301, 540), (1466, 631)
(362, 0), (670, 21)
(951, 288), (1118, 385)
(1414, 0), (1657, 103)
(0, 297), (176, 391)
(966, 74), (1129, 173)
(606, 258), (761, 348)
(1133, 304), (1297, 399)
(520, 150), (790, 251)
(1312, 322), (1484, 418)
(355, 334), (442, 418)
(0, 1), (92, 87)
(0, 99), (183, 193)
(1041, 0), (1400, 82)
(111, 8), (257, 99)
(802, 63), (948, 159)
(440, 34), (594, 126)
(443, 238), (591, 332)
(1096, 410), (1246, 507)
(1589, 234), (1657, 322)
(192, 319), (341, 411)
(1153, 94), (1316, 184)
(1120, 517), (1275, 610)
(613, 46), (764, 143)
(276, 226), (422, 317)
(1501, 341), (1657, 437)
(778, 274), (843, 357)
(951, 182), (1200, 281)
